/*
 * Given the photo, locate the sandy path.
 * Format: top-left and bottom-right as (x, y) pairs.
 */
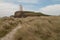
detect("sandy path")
(1, 24), (22, 40)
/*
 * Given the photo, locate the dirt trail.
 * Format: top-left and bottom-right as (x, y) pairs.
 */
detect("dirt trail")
(1, 24), (22, 40)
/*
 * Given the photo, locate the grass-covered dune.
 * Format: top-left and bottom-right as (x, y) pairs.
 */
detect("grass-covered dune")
(0, 16), (60, 40)
(14, 11), (50, 18)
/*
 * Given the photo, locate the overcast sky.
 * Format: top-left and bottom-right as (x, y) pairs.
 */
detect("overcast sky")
(0, 0), (60, 17)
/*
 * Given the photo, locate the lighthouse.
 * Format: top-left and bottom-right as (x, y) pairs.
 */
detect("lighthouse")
(19, 5), (23, 11)
(14, 4), (24, 18)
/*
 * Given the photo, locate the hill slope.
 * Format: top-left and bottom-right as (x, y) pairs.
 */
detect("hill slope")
(14, 11), (50, 18)
(0, 16), (60, 40)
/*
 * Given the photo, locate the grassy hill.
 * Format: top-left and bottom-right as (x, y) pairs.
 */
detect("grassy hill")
(0, 16), (60, 40)
(23, 11), (50, 16)
(14, 11), (50, 18)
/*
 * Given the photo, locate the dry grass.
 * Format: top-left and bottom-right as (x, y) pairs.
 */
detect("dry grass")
(0, 16), (60, 40)
(0, 17), (22, 38)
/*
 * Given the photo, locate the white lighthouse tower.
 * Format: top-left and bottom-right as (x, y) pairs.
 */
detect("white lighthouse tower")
(19, 5), (23, 11)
